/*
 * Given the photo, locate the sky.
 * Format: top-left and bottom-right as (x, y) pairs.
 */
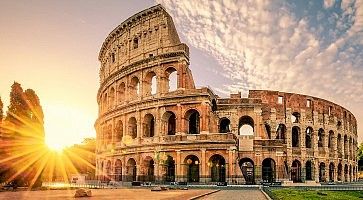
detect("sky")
(0, 0), (362, 147)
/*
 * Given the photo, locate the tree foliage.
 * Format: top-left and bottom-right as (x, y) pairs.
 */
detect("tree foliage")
(0, 82), (45, 188)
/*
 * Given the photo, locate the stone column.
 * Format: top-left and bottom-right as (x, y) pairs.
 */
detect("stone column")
(314, 160), (320, 182)
(176, 150), (182, 182)
(201, 149), (206, 183)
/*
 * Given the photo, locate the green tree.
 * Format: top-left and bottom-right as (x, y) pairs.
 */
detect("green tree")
(358, 142), (363, 171)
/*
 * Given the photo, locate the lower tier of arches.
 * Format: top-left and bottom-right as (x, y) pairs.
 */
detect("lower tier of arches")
(97, 151), (358, 184)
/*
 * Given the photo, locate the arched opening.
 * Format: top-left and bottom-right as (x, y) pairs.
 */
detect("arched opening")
(109, 87), (115, 108)
(337, 163), (342, 181)
(318, 128), (325, 147)
(115, 159), (122, 181)
(329, 163), (335, 182)
(238, 116), (254, 135)
(328, 130), (334, 149)
(130, 77), (140, 99)
(185, 155), (200, 182)
(128, 117), (137, 139)
(209, 154), (226, 182)
(100, 161), (104, 181)
(292, 126), (300, 147)
(265, 124), (271, 139)
(126, 158), (137, 182)
(144, 71), (157, 96)
(133, 38), (138, 49)
(276, 124), (286, 143)
(117, 82), (126, 103)
(211, 99), (217, 112)
(337, 134), (342, 155)
(165, 156), (175, 182)
(162, 111), (176, 135)
(319, 162), (326, 182)
(166, 67), (177, 92)
(107, 124), (112, 144)
(344, 135), (348, 156)
(344, 164), (348, 182)
(115, 120), (123, 142)
(291, 160), (302, 182)
(219, 118), (230, 133)
(185, 109), (200, 134)
(103, 93), (108, 111)
(305, 127), (313, 148)
(262, 158), (276, 183)
(143, 114), (155, 138)
(291, 112), (300, 123)
(105, 160), (111, 182)
(143, 157), (154, 182)
(239, 158), (255, 184)
(305, 161), (313, 180)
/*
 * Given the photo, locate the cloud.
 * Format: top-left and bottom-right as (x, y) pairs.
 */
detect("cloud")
(157, 0), (363, 105)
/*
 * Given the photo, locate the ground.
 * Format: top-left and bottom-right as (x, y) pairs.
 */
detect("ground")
(197, 189), (267, 200)
(0, 188), (216, 200)
(270, 188), (363, 200)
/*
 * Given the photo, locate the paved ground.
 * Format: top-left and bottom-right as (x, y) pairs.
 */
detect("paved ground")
(0, 188), (216, 200)
(197, 189), (267, 200)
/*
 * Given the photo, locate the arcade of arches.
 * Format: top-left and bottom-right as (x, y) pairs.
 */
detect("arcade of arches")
(96, 4), (358, 185)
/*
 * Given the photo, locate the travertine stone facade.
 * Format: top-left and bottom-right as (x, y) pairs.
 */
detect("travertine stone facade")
(95, 5), (358, 184)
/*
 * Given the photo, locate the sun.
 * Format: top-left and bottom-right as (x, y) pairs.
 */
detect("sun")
(45, 137), (67, 152)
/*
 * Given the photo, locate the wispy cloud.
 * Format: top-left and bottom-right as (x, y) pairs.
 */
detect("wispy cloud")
(157, 0), (363, 107)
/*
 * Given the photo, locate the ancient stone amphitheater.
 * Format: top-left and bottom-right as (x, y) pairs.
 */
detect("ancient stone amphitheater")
(95, 4), (358, 185)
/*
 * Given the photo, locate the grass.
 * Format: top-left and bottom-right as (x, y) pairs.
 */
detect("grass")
(269, 188), (363, 200)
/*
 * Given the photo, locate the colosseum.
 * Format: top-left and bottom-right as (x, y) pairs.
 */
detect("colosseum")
(95, 4), (358, 185)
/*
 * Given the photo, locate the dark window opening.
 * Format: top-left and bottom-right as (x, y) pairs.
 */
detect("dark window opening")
(219, 118), (230, 133)
(305, 127), (312, 148)
(187, 110), (200, 134)
(133, 38), (138, 49)
(292, 126), (300, 147)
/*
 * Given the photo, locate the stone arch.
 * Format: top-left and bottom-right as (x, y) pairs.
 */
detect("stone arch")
(128, 117), (137, 139)
(165, 156), (175, 182)
(319, 162), (326, 182)
(276, 124), (286, 143)
(239, 158), (255, 184)
(185, 109), (200, 134)
(305, 160), (313, 180)
(165, 67), (177, 92)
(126, 158), (137, 182)
(344, 164), (348, 182)
(262, 158), (276, 183)
(143, 113), (155, 137)
(344, 135), (348, 157)
(328, 130), (334, 149)
(292, 126), (300, 147)
(318, 128), (325, 147)
(109, 87), (115, 108)
(117, 82), (126, 103)
(162, 111), (176, 135)
(105, 160), (112, 182)
(291, 159), (302, 182)
(142, 156), (155, 182)
(144, 71), (157, 96)
(130, 76), (140, 99)
(305, 127), (313, 148)
(291, 112), (300, 123)
(337, 163), (342, 181)
(219, 117), (230, 133)
(103, 93), (108, 111)
(184, 155), (200, 182)
(238, 116), (254, 136)
(209, 154), (226, 182)
(115, 159), (122, 181)
(115, 120), (123, 142)
(329, 162), (335, 182)
(337, 134), (342, 156)
(264, 123), (271, 139)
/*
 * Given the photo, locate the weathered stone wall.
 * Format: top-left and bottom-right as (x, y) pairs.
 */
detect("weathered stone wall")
(95, 5), (358, 185)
